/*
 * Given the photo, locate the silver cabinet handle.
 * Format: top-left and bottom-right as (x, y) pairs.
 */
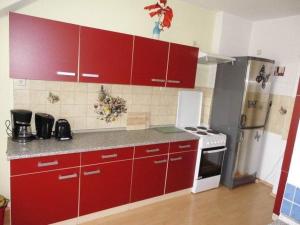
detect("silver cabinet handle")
(203, 148), (227, 154)
(146, 148), (160, 153)
(170, 157), (183, 162)
(58, 173), (77, 180)
(56, 71), (76, 76)
(151, 79), (165, 83)
(101, 153), (118, 159)
(83, 170), (101, 176)
(154, 159), (167, 164)
(38, 160), (59, 168)
(81, 73), (99, 78)
(179, 145), (191, 149)
(167, 80), (181, 84)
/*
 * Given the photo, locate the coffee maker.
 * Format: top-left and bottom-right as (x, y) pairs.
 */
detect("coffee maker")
(35, 113), (54, 139)
(10, 109), (34, 143)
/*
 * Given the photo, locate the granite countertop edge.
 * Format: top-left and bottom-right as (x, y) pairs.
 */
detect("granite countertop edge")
(7, 128), (199, 160)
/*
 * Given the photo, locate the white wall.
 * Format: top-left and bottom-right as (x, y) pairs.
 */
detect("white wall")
(288, 120), (300, 187)
(214, 12), (252, 56)
(249, 15), (300, 194)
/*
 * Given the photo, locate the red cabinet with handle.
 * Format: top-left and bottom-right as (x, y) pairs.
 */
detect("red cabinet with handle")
(166, 43), (199, 88)
(166, 151), (197, 193)
(131, 155), (168, 202)
(10, 13), (79, 82)
(79, 27), (133, 84)
(80, 160), (133, 216)
(131, 36), (169, 87)
(11, 168), (80, 225)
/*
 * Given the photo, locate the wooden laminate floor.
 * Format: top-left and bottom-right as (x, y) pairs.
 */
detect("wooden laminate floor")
(83, 183), (275, 225)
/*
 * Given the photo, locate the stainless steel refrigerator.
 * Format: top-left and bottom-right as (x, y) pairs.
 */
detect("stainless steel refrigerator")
(210, 57), (275, 188)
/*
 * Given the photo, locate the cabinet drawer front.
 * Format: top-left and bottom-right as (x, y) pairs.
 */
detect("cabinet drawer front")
(11, 153), (80, 176)
(81, 147), (134, 165)
(134, 143), (169, 158)
(169, 140), (198, 153)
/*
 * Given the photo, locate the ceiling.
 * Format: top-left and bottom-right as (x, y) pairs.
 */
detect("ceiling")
(182, 0), (300, 21)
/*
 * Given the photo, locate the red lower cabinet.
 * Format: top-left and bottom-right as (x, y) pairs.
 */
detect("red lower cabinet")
(11, 168), (80, 225)
(131, 155), (168, 202)
(80, 160), (133, 215)
(166, 151), (197, 193)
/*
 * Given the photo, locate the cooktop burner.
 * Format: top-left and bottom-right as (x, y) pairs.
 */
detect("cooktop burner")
(184, 127), (197, 131)
(207, 129), (220, 134)
(197, 126), (208, 130)
(197, 131), (207, 135)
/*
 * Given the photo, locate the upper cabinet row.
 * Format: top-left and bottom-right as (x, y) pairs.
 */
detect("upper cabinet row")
(10, 13), (199, 88)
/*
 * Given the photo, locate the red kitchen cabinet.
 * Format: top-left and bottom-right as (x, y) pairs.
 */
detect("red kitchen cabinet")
(80, 160), (133, 215)
(166, 43), (199, 88)
(11, 168), (80, 225)
(10, 13), (79, 82)
(131, 36), (169, 87)
(131, 155), (168, 202)
(166, 151), (197, 193)
(79, 27), (133, 84)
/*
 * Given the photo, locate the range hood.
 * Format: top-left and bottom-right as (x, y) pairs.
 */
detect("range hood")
(198, 52), (236, 65)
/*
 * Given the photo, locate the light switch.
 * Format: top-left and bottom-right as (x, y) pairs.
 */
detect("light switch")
(15, 79), (26, 88)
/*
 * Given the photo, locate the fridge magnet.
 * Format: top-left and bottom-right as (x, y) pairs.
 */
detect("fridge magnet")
(144, 0), (174, 39)
(94, 85), (127, 123)
(256, 65), (270, 89)
(274, 66), (286, 76)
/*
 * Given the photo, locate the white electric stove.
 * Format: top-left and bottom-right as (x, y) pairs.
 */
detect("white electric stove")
(176, 91), (227, 193)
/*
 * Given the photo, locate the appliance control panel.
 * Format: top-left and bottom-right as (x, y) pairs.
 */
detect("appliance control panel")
(201, 135), (227, 149)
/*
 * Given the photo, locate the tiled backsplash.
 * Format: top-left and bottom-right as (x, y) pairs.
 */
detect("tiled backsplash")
(281, 183), (300, 223)
(13, 80), (213, 131)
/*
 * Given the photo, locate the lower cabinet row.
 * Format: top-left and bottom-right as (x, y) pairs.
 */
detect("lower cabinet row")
(11, 150), (197, 225)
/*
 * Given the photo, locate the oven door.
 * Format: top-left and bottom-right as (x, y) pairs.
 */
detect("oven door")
(198, 146), (227, 179)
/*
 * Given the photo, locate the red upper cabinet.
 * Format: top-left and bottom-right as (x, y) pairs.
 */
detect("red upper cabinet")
(79, 27), (133, 84)
(131, 36), (169, 87)
(166, 43), (199, 88)
(10, 13), (79, 82)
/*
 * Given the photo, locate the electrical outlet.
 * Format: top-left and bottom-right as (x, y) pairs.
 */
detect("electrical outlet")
(15, 79), (26, 88)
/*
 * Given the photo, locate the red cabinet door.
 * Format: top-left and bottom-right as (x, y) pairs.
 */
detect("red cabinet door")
(131, 36), (169, 87)
(166, 43), (199, 88)
(166, 151), (197, 193)
(80, 160), (133, 216)
(79, 27), (133, 84)
(131, 155), (168, 202)
(11, 168), (79, 225)
(10, 13), (79, 81)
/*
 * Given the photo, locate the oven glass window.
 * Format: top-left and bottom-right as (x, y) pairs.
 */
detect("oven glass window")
(198, 148), (225, 179)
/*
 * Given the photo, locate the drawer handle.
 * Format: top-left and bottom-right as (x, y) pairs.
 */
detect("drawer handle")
(101, 153), (118, 159)
(83, 170), (101, 176)
(179, 145), (191, 149)
(38, 160), (59, 168)
(154, 159), (167, 164)
(82, 73), (99, 78)
(146, 148), (160, 153)
(170, 157), (183, 162)
(56, 71), (76, 76)
(167, 80), (181, 84)
(151, 78), (165, 83)
(58, 173), (77, 180)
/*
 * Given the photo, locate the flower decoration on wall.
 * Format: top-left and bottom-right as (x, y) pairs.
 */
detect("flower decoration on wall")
(144, 0), (174, 39)
(47, 92), (60, 104)
(94, 86), (127, 123)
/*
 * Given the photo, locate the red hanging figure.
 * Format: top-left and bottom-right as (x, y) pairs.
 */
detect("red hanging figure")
(144, 0), (173, 38)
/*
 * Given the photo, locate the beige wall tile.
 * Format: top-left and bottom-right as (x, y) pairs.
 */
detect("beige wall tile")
(45, 81), (61, 91)
(74, 92), (87, 105)
(29, 90), (47, 105)
(60, 82), (75, 91)
(29, 80), (46, 90)
(14, 89), (30, 105)
(132, 94), (152, 105)
(60, 91), (75, 104)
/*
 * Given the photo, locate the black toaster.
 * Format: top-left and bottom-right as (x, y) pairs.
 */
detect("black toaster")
(54, 119), (72, 141)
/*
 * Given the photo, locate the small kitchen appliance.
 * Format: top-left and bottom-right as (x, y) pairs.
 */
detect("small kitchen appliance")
(10, 109), (34, 143)
(54, 119), (72, 141)
(35, 113), (54, 139)
(176, 91), (227, 193)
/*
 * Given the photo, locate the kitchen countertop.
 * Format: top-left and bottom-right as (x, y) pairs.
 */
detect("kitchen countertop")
(6, 128), (199, 160)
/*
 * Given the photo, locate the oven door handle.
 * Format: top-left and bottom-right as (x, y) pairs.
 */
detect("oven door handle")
(203, 148), (227, 154)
